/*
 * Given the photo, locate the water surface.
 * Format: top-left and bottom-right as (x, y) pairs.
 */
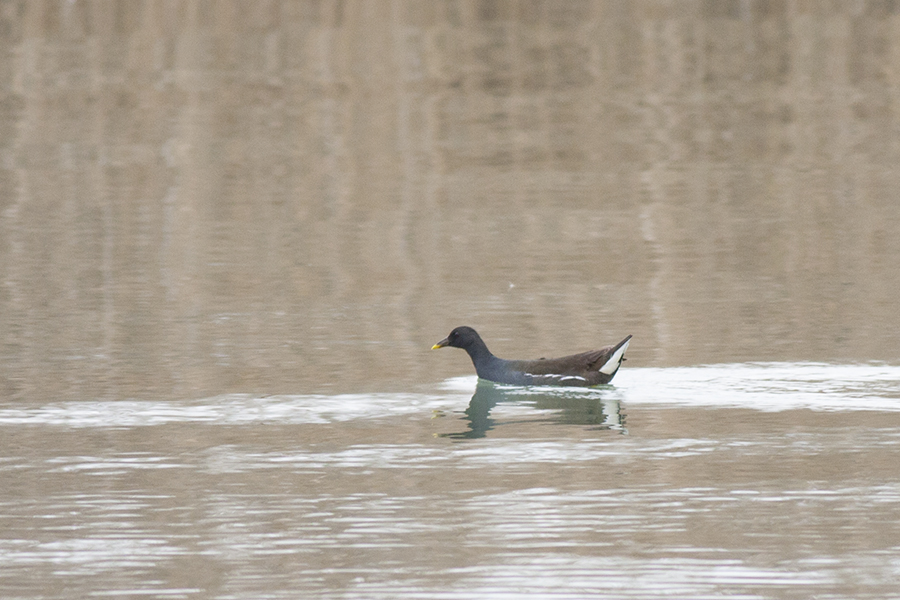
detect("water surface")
(3, 2), (900, 599)
(3, 364), (900, 599)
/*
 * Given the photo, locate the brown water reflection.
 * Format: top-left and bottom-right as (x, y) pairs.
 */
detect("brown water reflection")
(2, 2), (900, 599)
(2, 1), (900, 400)
(2, 369), (900, 599)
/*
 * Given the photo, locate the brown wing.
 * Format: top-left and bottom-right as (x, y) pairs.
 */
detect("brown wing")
(506, 346), (618, 377)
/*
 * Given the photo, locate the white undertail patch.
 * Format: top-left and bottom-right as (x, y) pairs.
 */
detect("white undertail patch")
(599, 339), (630, 375)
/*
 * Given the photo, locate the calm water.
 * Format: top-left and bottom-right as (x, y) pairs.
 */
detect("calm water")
(3, 1), (900, 598)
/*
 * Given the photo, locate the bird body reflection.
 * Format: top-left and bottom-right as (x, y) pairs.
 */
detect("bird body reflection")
(444, 380), (626, 439)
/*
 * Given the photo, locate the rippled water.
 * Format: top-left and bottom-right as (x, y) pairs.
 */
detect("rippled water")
(3, 363), (900, 599)
(4, 3), (900, 598)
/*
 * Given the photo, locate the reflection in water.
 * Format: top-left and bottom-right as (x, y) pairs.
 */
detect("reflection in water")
(2, 3), (900, 402)
(616, 363), (900, 412)
(3, 2), (900, 599)
(1, 364), (900, 598)
(0, 364), (896, 431)
(445, 380), (626, 439)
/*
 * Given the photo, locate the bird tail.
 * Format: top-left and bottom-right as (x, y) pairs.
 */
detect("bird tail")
(599, 335), (632, 375)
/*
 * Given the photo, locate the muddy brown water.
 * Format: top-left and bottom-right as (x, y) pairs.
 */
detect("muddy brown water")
(2, 3), (900, 599)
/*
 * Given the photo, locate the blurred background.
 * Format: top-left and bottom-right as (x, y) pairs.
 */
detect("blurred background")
(2, 0), (899, 401)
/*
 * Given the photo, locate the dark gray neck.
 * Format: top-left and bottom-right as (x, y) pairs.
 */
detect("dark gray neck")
(463, 339), (500, 378)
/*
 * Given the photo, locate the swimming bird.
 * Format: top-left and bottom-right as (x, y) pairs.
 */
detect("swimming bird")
(432, 326), (632, 387)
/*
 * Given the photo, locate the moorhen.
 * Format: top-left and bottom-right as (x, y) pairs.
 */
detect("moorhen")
(432, 326), (631, 386)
